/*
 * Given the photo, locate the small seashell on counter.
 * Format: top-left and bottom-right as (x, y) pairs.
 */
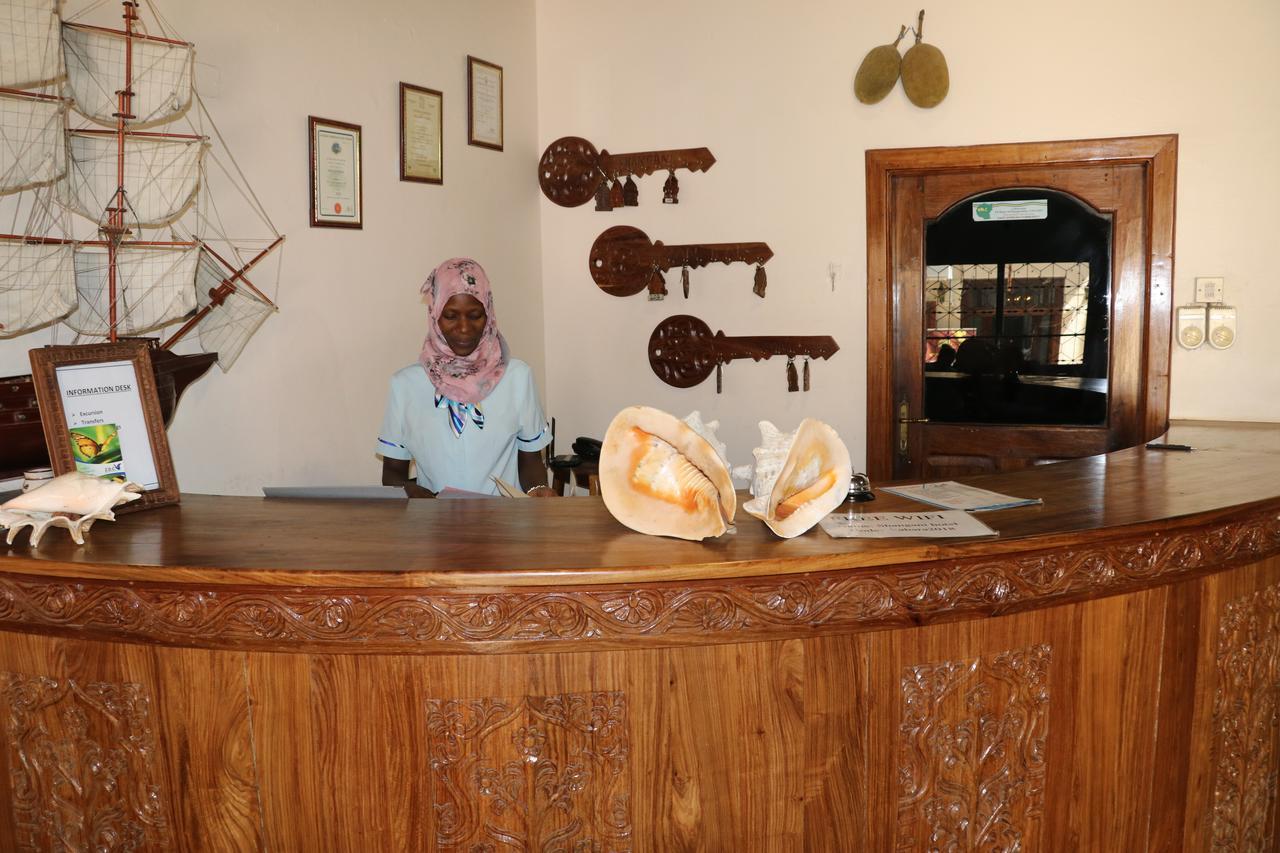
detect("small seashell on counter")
(0, 472), (143, 546)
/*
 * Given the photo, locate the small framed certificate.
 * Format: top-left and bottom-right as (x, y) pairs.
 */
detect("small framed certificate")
(28, 341), (179, 511)
(309, 115), (363, 228)
(400, 82), (443, 184)
(466, 56), (503, 151)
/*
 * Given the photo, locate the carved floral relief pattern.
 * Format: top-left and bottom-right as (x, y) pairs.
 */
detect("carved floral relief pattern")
(427, 691), (632, 852)
(0, 509), (1275, 651)
(1, 672), (171, 852)
(896, 644), (1051, 852)
(1210, 583), (1280, 851)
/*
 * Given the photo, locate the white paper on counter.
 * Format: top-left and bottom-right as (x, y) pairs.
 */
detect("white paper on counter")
(819, 509), (998, 539)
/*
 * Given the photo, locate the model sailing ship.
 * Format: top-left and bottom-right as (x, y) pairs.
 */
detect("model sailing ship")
(0, 0), (284, 478)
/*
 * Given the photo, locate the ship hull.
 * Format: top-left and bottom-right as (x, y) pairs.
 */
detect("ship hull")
(0, 347), (217, 480)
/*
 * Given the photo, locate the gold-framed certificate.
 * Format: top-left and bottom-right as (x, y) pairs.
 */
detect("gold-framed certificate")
(400, 82), (443, 184)
(466, 56), (503, 151)
(309, 116), (363, 228)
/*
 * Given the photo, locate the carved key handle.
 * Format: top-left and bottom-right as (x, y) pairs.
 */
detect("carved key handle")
(648, 314), (840, 392)
(539, 136), (716, 209)
(590, 226), (773, 299)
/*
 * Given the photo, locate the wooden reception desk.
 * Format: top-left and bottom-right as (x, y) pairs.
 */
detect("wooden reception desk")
(0, 421), (1278, 851)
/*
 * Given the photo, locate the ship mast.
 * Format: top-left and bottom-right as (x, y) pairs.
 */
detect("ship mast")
(103, 0), (140, 343)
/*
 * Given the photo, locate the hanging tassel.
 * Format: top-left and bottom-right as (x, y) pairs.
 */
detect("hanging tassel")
(663, 170), (679, 204)
(609, 178), (625, 208)
(594, 180), (613, 211)
(681, 265), (690, 298)
(753, 264), (767, 298)
(623, 175), (639, 206)
(647, 268), (668, 300)
(803, 357), (811, 391)
(786, 357), (798, 392)
(716, 361), (723, 394)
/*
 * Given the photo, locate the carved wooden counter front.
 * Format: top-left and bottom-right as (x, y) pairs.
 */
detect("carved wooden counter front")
(1, 421), (1278, 851)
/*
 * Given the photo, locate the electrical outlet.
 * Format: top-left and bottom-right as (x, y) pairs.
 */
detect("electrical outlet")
(1177, 305), (1207, 349)
(1208, 306), (1237, 349)
(1194, 276), (1224, 304)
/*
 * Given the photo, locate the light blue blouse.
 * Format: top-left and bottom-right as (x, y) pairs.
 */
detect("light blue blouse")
(376, 359), (551, 495)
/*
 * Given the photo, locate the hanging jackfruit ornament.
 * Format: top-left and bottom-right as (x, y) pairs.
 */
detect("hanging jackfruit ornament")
(854, 25), (907, 105)
(623, 175), (639, 206)
(901, 10), (949, 108)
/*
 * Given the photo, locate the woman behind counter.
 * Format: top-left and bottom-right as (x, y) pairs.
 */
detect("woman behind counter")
(377, 258), (555, 497)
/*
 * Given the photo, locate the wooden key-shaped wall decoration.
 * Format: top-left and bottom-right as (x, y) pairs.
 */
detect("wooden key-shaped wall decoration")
(539, 136), (716, 209)
(648, 315), (839, 393)
(590, 226), (773, 299)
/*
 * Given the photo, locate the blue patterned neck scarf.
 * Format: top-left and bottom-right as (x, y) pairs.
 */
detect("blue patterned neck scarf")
(436, 394), (485, 437)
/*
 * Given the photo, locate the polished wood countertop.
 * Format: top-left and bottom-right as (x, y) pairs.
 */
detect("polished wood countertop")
(1, 420), (1278, 588)
(0, 420), (1277, 653)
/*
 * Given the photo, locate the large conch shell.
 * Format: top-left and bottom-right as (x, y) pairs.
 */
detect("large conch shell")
(600, 405), (736, 540)
(0, 472), (142, 546)
(743, 419), (851, 538)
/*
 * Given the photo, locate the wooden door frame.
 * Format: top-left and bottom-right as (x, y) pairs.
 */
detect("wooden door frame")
(865, 135), (1178, 481)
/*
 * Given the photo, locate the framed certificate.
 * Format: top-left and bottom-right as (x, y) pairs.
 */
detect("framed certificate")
(400, 82), (443, 184)
(309, 116), (363, 228)
(28, 341), (179, 511)
(467, 56), (503, 151)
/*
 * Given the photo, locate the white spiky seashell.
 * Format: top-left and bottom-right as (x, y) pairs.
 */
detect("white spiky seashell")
(682, 410), (729, 467)
(0, 472), (143, 546)
(745, 420), (797, 498)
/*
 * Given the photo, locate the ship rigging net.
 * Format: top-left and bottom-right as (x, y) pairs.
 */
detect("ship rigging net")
(0, 0), (283, 371)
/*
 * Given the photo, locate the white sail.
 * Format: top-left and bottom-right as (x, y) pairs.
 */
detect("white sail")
(60, 130), (205, 228)
(0, 237), (76, 337)
(63, 243), (199, 335)
(193, 250), (276, 370)
(62, 23), (193, 129)
(0, 0), (64, 89)
(0, 92), (67, 194)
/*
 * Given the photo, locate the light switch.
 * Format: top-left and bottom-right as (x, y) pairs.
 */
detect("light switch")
(1208, 306), (1237, 349)
(1194, 276), (1224, 303)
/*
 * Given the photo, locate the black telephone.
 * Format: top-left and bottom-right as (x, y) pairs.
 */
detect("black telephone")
(572, 437), (603, 463)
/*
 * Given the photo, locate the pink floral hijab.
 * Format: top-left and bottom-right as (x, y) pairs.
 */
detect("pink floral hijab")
(418, 258), (508, 405)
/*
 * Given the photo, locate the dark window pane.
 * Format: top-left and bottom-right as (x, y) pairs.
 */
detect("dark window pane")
(923, 189), (1111, 426)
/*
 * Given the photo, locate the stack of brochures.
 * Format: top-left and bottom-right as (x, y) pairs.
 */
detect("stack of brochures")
(880, 481), (1042, 512)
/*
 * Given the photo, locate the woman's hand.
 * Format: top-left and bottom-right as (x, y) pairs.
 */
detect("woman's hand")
(518, 450), (557, 498)
(382, 458), (435, 498)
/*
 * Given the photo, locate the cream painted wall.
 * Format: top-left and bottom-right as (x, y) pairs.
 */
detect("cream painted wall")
(0, 0), (544, 494)
(535, 0), (1280, 474)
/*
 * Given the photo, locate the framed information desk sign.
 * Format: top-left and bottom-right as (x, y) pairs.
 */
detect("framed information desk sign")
(28, 341), (179, 511)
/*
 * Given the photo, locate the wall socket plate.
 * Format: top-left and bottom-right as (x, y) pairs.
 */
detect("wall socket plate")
(1194, 276), (1224, 303)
